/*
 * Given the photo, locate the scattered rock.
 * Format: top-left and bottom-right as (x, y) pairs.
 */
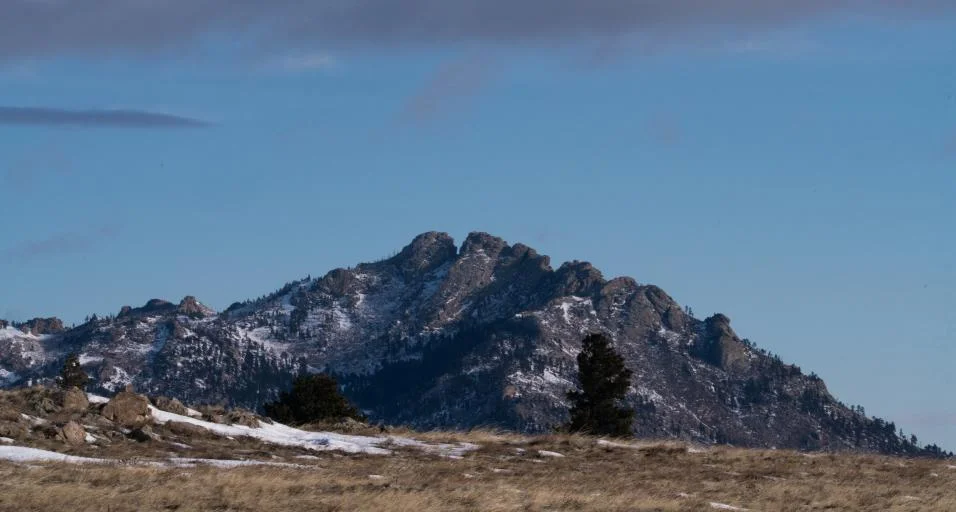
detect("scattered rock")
(225, 409), (260, 429)
(127, 425), (156, 442)
(29, 394), (58, 415)
(165, 421), (211, 438)
(60, 421), (86, 445)
(101, 391), (150, 428)
(0, 421), (27, 439)
(153, 396), (189, 416)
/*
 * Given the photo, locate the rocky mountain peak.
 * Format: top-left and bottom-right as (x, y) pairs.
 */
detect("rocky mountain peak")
(460, 231), (508, 258)
(143, 299), (174, 311)
(0, 230), (939, 456)
(178, 296), (216, 318)
(553, 260), (605, 297)
(394, 231), (457, 277)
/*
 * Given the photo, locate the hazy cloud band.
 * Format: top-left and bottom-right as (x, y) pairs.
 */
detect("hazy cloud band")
(1, 226), (120, 264)
(1, 1), (954, 59)
(0, 107), (210, 128)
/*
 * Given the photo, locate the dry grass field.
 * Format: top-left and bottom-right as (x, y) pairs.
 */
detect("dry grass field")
(2, 431), (954, 512)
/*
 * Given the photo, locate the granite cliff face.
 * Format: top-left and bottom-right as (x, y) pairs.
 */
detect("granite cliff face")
(0, 232), (936, 454)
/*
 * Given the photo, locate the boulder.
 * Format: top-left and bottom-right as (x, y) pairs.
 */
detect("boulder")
(60, 387), (89, 413)
(101, 391), (150, 428)
(60, 421), (87, 445)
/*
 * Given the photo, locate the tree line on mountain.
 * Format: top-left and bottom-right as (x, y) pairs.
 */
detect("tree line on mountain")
(53, 331), (952, 457)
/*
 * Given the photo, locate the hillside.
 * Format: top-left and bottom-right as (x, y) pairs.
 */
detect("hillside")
(0, 231), (946, 455)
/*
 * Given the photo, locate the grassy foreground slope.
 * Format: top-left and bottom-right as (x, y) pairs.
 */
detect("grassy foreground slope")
(2, 432), (954, 512)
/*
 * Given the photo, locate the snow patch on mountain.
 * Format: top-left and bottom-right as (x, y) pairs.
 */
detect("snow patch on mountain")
(0, 368), (19, 385)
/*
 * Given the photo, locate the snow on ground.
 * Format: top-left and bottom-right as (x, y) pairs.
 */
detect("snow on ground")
(0, 438), (13, 444)
(0, 446), (108, 464)
(149, 405), (392, 455)
(537, 450), (565, 458)
(141, 396), (478, 457)
(166, 458), (305, 469)
(83, 395), (479, 459)
(595, 439), (638, 449)
(710, 503), (748, 511)
(0, 445), (307, 469)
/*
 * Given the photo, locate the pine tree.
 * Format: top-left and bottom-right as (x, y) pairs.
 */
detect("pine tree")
(264, 374), (364, 425)
(59, 353), (89, 390)
(566, 333), (634, 437)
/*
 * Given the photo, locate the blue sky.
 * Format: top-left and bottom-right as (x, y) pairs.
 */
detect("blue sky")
(1, 3), (954, 448)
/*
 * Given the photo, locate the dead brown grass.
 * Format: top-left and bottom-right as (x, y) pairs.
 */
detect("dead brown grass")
(1, 433), (953, 512)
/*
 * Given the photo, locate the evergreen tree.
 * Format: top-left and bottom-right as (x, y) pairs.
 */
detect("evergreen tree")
(59, 352), (89, 390)
(264, 374), (364, 425)
(566, 333), (634, 437)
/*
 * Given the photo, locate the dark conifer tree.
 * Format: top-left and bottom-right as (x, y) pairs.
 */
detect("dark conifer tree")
(59, 352), (89, 390)
(566, 333), (634, 437)
(264, 374), (364, 425)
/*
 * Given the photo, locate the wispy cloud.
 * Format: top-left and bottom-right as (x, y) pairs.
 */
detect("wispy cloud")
(3, 144), (71, 186)
(900, 411), (956, 429)
(945, 133), (956, 157)
(0, 106), (211, 128)
(646, 113), (684, 147)
(1, 226), (120, 264)
(399, 54), (496, 124)
(1, 1), (954, 60)
(272, 53), (337, 73)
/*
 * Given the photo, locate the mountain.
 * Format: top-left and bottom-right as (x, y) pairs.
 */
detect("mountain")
(0, 231), (945, 455)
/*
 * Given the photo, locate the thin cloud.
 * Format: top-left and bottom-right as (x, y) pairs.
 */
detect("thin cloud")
(0, 106), (211, 128)
(1, 226), (120, 264)
(1, 1), (954, 60)
(900, 412), (956, 429)
(945, 133), (956, 157)
(399, 54), (496, 124)
(3, 144), (73, 187)
(273, 53), (337, 73)
(646, 113), (684, 147)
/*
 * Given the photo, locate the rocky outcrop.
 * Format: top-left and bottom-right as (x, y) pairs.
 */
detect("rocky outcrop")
(102, 390), (151, 428)
(18, 318), (65, 336)
(177, 296), (215, 318)
(59, 387), (89, 413)
(692, 314), (752, 373)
